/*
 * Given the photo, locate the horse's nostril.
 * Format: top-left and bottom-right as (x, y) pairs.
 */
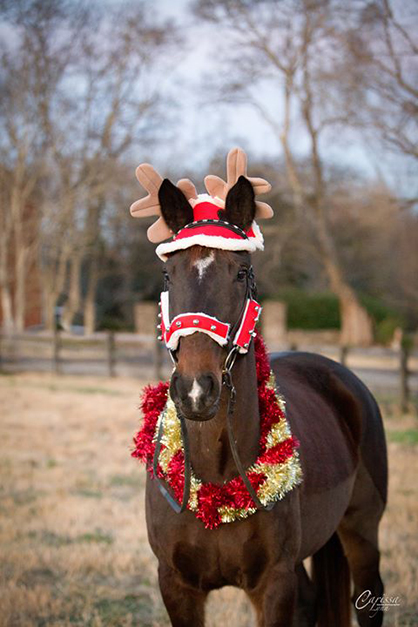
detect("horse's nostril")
(199, 373), (216, 397)
(170, 372), (184, 401)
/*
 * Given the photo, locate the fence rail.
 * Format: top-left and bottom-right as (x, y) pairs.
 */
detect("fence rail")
(0, 330), (169, 380)
(0, 331), (417, 408)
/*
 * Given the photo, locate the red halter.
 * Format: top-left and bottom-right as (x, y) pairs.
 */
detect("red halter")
(158, 290), (262, 354)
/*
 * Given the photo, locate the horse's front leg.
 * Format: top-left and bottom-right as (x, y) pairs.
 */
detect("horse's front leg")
(249, 563), (298, 627)
(158, 561), (207, 627)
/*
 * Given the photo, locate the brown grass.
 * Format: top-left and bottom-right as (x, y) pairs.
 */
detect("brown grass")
(0, 372), (416, 626)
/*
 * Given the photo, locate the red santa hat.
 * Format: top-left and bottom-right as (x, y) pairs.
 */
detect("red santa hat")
(130, 148), (273, 259)
(154, 194), (264, 261)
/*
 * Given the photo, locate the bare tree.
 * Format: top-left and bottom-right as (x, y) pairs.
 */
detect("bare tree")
(348, 0), (418, 162)
(193, 0), (381, 344)
(0, 0), (88, 331)
(47, 3), (174, 334)
(0, 0), (176, 333)
(0, 37), (45, 331)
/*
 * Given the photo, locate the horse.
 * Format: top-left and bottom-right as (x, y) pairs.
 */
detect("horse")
(137, 174), (388, 627)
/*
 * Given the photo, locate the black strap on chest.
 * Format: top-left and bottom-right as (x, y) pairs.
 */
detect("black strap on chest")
(222, 365), (275, 512)
(153, 406), (191, 513)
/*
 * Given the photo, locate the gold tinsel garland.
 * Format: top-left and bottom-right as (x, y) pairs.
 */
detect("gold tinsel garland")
(152, 370), (303, 527)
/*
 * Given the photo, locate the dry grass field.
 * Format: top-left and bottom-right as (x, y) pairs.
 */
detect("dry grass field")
(0, 372), (417, 626)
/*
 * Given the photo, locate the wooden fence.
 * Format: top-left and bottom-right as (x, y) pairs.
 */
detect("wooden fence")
(0, 330), (169, 381)
(0, 331), (417, 409)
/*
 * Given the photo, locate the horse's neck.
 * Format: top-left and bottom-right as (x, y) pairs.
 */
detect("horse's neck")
(186, 345), (260, 484)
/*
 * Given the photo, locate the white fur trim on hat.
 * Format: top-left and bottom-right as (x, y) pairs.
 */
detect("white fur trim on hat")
(189, 194), (225, 209)
(156, 221), (264, 261)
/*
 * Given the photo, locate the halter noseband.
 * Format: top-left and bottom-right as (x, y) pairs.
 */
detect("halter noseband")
(157, 265), (261, 356)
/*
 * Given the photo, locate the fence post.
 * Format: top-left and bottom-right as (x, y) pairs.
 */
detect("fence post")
(400, 343), (410, 414)
(53, 327), (61, 375)
(107, 331), (116, 377)
(154, 335), (164, 381)
(339, 345), (348, 367)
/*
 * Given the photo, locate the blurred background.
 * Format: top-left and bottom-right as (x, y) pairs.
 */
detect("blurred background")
(0, 1), (417, 625)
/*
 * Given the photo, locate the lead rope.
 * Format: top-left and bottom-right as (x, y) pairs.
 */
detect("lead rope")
(222, 352), (276, 512)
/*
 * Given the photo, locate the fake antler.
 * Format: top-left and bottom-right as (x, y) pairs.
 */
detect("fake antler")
(130, 164), (198, 243)
(130, 148), (273, 244)
(205, 147), (273, 219)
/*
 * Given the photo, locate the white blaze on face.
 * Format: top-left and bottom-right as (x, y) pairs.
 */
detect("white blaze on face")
(189, 378), (203, 410)
(193, 251), (215, 281)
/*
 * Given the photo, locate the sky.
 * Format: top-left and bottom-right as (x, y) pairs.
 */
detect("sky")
(152, 0), (378, 181)
(142, 0), (417, 200)
(1, 0), (414, 194)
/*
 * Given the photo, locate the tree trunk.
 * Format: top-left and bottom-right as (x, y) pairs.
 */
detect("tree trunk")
(320, 243), (374, 347)
(43, 288), (57, 331)
(14, 245), (27, 332)
(83, 256), (98, 335)
(0, 238), (14, 332)
(41, 243), (72, 331)
(339, 290), (374, 346)
(1, 285), (14, 333)
(61, 254), (82, 332)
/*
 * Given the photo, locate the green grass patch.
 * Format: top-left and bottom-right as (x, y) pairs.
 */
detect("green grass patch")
(27, 529), (113, 547)
(273, 289), (340, 329)
(76, 531), (113, 545)
(95, 594), (150, 625)
(10, 488), (43, 506)
(28, 530), (73, 547)
(17, 567), (57, 586)
(387, 429), (418, 445)
(109, 474), (139, 487)
(75, 488), (103, 499)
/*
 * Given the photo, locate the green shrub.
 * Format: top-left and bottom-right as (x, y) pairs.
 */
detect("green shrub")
(98, 316), (133, 332)
(375, 316), (403, 345)
(271, 289), (403, 335)
(273, 289), (341, 330)
(359, 294), (398, 325)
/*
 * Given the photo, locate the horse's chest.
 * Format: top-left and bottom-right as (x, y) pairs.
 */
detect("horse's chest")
(146, 481), (293, 592)
(168, 528), (270, 591)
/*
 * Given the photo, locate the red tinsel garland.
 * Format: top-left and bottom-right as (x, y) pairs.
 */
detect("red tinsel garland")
(132, 333), (301, 529)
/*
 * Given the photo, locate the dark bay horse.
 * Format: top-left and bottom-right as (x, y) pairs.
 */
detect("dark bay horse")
(144, 176), (388, 626)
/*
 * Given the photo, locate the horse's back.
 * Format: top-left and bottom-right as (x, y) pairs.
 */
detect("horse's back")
(268, 351), (387, 560)
(270, 350), (388, 507)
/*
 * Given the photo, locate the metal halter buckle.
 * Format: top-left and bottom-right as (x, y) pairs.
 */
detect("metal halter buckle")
(223, 346), (239, 376)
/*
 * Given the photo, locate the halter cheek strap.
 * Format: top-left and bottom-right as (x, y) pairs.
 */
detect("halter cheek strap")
(158, 290), (262, 353)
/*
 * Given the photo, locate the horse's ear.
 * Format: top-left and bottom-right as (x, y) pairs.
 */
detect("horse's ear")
(222, 175), (256, 232)
(158, 179), (194, 234)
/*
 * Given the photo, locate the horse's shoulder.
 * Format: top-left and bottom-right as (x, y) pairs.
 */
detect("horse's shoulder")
(269, 350), (366, 450)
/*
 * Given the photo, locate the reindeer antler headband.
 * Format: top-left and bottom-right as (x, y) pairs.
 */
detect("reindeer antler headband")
(130, 148), (273, 260)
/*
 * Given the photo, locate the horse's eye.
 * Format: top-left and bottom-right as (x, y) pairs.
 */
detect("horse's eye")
(237, 268), (247, 282)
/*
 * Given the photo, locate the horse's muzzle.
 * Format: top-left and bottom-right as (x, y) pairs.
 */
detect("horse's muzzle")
(170, 372), (220, 421)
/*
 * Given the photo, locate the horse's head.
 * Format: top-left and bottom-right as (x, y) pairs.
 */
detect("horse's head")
(160, 176), (257, 421)
(130, 148), (273, 421)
